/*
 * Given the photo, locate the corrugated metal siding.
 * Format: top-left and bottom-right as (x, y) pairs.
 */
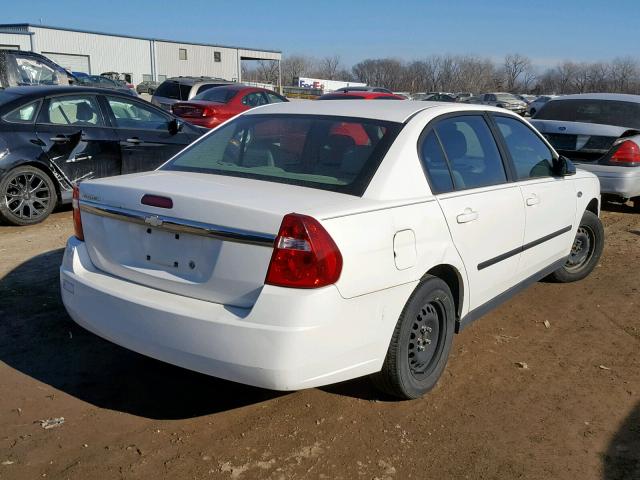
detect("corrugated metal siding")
(154, 41), (239, 81)
(29, 26), (152, 83)
(0, 33), (31, 51)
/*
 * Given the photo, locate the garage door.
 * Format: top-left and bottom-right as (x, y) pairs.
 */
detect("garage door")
(42, 52), (90, 73)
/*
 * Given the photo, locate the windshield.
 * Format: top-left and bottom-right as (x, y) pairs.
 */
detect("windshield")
(192, 87), (238, 103)
(535, 99), (640, 129)
(161, 114), (403, 196)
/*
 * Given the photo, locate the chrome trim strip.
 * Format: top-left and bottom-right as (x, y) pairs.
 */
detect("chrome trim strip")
(79, 200), (276, 247)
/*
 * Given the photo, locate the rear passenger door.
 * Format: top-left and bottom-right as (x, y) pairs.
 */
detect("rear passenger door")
(419, 114), (525, 310)
(102, 95), (194, 174)
(491, 114), (576, 278)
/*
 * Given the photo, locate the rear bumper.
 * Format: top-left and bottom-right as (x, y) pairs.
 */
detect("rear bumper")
(575, 163), (640, 199)
(60, 237), (414, 390)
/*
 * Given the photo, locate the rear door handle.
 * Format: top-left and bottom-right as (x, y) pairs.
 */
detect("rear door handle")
(456, 208), (479, 224)
(526, 195), (540, 206)
(125, 137), (142, 144)
(70, 153), (92, 162)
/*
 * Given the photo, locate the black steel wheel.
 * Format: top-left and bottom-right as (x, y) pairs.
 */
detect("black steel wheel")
(372, 276), (455, 399)
(550, 210), (604, 283)
(0, 166), (57, 226)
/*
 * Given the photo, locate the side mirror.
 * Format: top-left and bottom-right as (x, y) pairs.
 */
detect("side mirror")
(168, 118), (183, 135)
(555, 155), (576, 176)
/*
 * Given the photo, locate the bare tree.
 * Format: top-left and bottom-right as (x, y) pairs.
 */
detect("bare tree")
(503, 54), (531, 92)
(281, 55), (313, 86)
(316, 55), (342, 80)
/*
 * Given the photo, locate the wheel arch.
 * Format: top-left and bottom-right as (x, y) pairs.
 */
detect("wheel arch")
(586, 197), (599, 216)
(423, 264), (464, 320)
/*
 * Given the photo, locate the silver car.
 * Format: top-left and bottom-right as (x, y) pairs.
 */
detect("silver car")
(531, 93), (640, 211)
(476, 92), (527, 115)
(151, 76), (235, 111)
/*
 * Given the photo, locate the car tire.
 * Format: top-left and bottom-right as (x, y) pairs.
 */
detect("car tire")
(549, 210), (604, 283)
(371, 276), (455, 400)
(0, 165), (57, 226)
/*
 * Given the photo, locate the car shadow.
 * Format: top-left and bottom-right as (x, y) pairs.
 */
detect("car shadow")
(601, 201), (636, 214)
(603, 401), (640, 479)
(0, 249), (283, 420)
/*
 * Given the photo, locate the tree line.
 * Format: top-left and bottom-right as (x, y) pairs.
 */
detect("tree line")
(242, 53), (640, 95)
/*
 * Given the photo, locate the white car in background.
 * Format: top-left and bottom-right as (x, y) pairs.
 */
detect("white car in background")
(529, 95), (558, 116)
(60, 100), (603, 399)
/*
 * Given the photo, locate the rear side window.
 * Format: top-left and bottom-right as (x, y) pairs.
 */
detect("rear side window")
(162, 114), (402, 196)
(3, 100), (40, 123)
(153, 81), (181, 100)
(535, 99), (640, 129)
(434, 116), (506, 190)
(494, 116), (555, 179)
(420, 131), (454, 194)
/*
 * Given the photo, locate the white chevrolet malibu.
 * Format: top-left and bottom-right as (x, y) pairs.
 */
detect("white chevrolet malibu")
(60, 100), (604, 399)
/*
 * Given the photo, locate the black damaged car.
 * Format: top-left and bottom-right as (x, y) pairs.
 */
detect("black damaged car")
(0, 86), (203, 225)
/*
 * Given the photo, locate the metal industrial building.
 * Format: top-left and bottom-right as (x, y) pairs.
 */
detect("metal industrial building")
(0, 23), (281, 85)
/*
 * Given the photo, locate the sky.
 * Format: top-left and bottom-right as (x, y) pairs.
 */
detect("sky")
(3, 0), (639, 69)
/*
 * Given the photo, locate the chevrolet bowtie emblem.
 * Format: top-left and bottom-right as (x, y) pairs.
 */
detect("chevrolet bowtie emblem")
(144, 215), (163, 227)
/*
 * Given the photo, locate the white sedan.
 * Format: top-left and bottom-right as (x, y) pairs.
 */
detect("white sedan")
(60, 100), (604, 399)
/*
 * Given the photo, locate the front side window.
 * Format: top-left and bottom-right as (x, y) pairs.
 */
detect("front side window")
(162, 114), (402, 196)
(44, 95), (103, 126)
(3, 100), (40, 123)
(265, 92), (286, 103)
(106, 96), (169, 130)
(494, 116), (555, 179)
(434, 115), (506, 190)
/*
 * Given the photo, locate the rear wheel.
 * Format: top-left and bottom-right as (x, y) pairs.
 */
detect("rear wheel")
(549, 210), (604, 282)
(371, 276), (455, 399)
(0, 166), (57, 226)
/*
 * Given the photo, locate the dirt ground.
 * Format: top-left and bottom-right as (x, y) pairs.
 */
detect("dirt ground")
(0, 205), (639, 480)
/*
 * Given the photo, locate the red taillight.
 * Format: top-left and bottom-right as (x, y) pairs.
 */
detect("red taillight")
(72, 185), (84, 241)
(610, 140), (640, 164)
(265, 213), (342, 289)
(141, 194), (173, 209)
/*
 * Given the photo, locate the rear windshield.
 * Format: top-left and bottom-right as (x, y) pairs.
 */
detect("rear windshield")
(535, 99), (640, 129)
(154, 81), (193, 100)
(192, 87), (238, 103)
(0, 91), (19, 105)
(161, 114), (403, 196)
(196, 83), (230, 95)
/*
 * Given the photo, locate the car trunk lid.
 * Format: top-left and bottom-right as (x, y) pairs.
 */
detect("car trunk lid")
(78, 171), (356, 308)
(531, 119), (628, 162)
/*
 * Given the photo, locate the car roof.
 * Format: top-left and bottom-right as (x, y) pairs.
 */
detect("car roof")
(246, 99), (464, 122)
(547, 93), (640, 103)
(164, 77), (233, 85)
(1, 85), (136, 98)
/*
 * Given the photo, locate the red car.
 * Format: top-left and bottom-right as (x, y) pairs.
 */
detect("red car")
(171, 85), (288, 128)
(317, 91), (406, 100)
